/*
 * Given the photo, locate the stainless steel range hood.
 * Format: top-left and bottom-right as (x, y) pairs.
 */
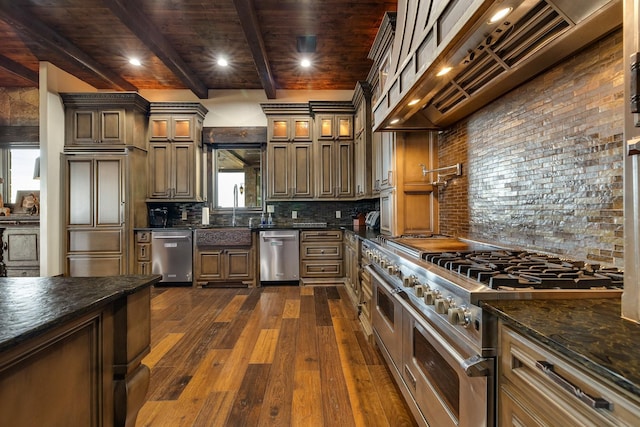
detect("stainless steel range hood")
(373, 0), (622, 131)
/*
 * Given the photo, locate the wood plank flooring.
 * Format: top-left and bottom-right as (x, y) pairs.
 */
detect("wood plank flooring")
(136, 285), (417, 427)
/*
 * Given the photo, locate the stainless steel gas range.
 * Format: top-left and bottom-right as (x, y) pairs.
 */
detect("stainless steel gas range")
(363, 235), (623, 427)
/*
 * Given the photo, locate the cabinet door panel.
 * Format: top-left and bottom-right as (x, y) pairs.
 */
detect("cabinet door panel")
(72, 110), (96, 143)
(96, 159), (122, 226)
(149, 143), (171, 198)
(336, 141), (354, 197)
(68, 230), (123, 252)
(5, 231), (39, 263)
(172, 116), (194, 141)
(100, 110), (124, 143)
(316, 141), (334, 198)
(68, 160), (93, 226)
(226, 250), (252, 279)
(291, 143), (313, 198)
(173, 143), (194, 198)
(267, 144), (290, 198)
(197, 251), (223, 280)
(68, 255), (123, 277)
(149, 116), (170, 140)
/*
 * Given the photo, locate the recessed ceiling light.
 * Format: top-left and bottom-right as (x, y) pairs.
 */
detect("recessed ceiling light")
(408, 98), (421, 106)
(129, 58), (141, 66)
(436, 66), (452, 77)
(217, 57), (228, 67)
(301, 58), (311, 68)
(489, 7), (512, 24)
(390, 118), (400, 124)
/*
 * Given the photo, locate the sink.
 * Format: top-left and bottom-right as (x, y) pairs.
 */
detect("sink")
(194, 227), (252, 246)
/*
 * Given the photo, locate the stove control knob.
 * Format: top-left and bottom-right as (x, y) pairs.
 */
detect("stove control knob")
(387, 264), (399, 275)
(379, 258), (387, 268)
(435, 298), (450, 314)
(424, 290), (439, 305)
(403, 274), (418, 287)
(448, 306), (471, 326)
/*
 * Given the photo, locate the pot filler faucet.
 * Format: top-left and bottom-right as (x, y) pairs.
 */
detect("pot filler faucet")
(232, 184), (238, 226)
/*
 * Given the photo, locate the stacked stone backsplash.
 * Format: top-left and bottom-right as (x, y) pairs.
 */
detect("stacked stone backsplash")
(437, 30), (624, 267)
(157, 199), (379, 228)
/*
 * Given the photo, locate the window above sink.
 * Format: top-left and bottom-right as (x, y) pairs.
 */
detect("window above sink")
(203, 127), (266, 212)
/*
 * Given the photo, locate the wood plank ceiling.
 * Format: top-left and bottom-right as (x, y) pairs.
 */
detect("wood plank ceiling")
(0, 0), (397, 98)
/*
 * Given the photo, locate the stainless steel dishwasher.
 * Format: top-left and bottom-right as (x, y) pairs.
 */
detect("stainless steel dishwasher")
(151, 229), (193, 284)
(259, 230), (299, 283)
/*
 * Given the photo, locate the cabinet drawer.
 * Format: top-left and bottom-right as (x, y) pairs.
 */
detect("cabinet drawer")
(300, 230), (342, 241)
(136, 243), (150, 261)
(301, 242), (342, 259)
(301, 260), (343, 278)
(499, 323), (640, 426)
(68, 230), (122, 253)
(136, 231), (151, 243)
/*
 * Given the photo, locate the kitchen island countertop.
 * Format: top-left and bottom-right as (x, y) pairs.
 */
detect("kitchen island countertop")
(0, 275), (161, 352)
(482, 298), (640, 398)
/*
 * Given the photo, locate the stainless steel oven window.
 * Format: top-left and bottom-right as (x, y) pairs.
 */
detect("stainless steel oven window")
(413, 325), (460, 418)
(377, 286), (396, 327)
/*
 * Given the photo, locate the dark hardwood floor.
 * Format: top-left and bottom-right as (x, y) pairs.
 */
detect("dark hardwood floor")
(136, 284), (417, 427)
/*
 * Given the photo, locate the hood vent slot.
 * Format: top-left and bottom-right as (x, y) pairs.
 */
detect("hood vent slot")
(492, 1), (570, 66)
(429, 0), (571, 116)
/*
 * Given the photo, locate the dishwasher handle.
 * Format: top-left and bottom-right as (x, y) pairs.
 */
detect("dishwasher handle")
(152, 235), (192, 240)
(261, 234), (297, 240)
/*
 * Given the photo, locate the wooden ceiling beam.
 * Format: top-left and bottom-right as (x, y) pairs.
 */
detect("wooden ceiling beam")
(0, 1), (137, 91)
(103, 0), (209, 100)
(232, 0), (277, 99)
(0, 54), (38, 85)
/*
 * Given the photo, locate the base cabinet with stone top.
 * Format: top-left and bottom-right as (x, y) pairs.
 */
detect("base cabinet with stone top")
(0, 276), (158, 427)
(498, 320), (640, 426)
(300, 229), (343, 280)
(1, 224), (39, 277)
(194, 228), (255, 287)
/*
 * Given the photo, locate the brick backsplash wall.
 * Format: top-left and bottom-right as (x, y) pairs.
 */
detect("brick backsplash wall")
(438, 30), (624, 267)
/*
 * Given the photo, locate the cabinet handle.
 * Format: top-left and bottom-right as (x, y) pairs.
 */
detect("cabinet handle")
(2, 242), (7, 251)
(140, 246), (146, 258)
(535, 361), (613, 410)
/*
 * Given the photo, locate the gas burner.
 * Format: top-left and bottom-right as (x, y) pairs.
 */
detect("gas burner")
(423, 250), (623, 290)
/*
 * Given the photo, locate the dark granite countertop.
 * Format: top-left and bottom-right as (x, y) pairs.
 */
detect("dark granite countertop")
(482, 298), (640, 398)
(0, 275), (161, 352)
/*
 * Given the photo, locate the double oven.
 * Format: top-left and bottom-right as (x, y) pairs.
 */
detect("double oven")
(364, 235), (623, 427)
(369, 262), (492, 427)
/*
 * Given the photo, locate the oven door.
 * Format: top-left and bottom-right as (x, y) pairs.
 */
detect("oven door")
(403, 308), (493, 427)
(371, 267), (404, 369)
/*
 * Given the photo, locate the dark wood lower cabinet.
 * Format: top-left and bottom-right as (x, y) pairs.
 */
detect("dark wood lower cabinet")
(0, 280), (152, 427)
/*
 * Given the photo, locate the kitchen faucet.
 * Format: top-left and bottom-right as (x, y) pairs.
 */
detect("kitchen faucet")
(232, 184), (238, 226)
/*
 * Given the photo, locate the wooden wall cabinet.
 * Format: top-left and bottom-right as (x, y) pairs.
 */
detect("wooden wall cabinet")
(267, 116), (313, 141)
(266, 142), (314, 199)
(262, 103), (356, 201)
(147, 103), (208, 202)
(315, 114), (353, 140)
(352, 82), (374, 199)
(300, 230), (343, 279)
(1, 225), (39, 277)
(134, 230), (151, 275)
(61, 93), (149, 149)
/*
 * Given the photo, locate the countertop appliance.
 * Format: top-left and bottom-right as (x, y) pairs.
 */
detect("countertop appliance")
(259, 229), (299, 283)
(151, 230), (193, 284)
(365, 211), (380, 229)
(364, 235), (623, 427)
(149, 207), (168, 228)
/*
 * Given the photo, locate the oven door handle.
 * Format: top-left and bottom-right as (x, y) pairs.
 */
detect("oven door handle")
(461, 354), (492, 377)
(409, 304), (492, 378)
